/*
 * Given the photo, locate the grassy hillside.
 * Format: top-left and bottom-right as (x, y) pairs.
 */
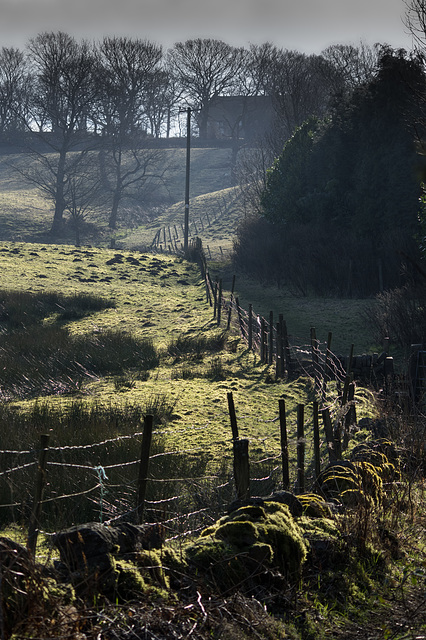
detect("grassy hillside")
(0, 241), (376, 459)
(0, 154), (425, 640)
(0, 147), (385, 358)
(0, 148), (236, 243)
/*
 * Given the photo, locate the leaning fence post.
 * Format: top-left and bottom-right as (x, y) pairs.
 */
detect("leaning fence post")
(279, 399), (289, 490)
(213, 280), (218, 319)
(313, 401), (321, 481)
(27, 433), (50, 556)
(297, 404), (305, 494)
(136, 415), (154, 524)
(233, 438), (250, 500)
(227, 391), (239, 440)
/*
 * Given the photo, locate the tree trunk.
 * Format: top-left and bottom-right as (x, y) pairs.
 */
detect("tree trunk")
(50, 149), (67, 235)
(109, 189), (121, 229)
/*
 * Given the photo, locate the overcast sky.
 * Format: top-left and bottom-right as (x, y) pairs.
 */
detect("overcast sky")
(0, 0), (414, 54)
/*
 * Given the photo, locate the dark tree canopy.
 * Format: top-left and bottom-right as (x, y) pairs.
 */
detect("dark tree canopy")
(261, 49), (425, 240)
(239, 49), (426, 295)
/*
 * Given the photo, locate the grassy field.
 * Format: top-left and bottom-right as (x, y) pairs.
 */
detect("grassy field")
(0, 147), (383, 463)
(0, 241), (374, 457)
(0, 150), (425, 640)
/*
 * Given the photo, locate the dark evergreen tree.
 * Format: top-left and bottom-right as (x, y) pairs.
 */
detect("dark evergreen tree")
(255, 49), (426, 294)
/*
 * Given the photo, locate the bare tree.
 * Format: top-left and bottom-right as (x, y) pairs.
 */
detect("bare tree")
(320, 41), (380, 95)
(0, 47), (31, 138)
(24, 32), (99, 234)
(141, 68), (178, 138)
(268, 50), (333, 148)
(404, 0), (426, 48)
(65, 155), (105, 246)
(95, 36), (166, 229)
(167, 38), (246, 138)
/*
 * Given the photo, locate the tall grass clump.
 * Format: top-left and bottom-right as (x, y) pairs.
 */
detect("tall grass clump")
(0, 289), (114, 328)
(0, 327), (158, 399)
(166, 331), (227, 360)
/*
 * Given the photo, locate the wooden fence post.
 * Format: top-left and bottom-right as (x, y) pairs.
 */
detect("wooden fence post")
(260, 317), (266, 362)
(322, 331), (333, 403)
(213, 280), (218, 319)
(279, 399), (289, 490)
(268, 311), (274, 365)
(278, 315), (285, 377)
(205, 274), (212, 306)
(384, 357), (394, 396)
(310, 327), (320, 395)
(343, 381), (356, 448)
(136, 415), (154, 524)
(227, 391), (239, 441)
(313, 401), (321, 481)
(282, 320), (292, 377)
(297, 404), (305, 494)
(347, 343), (354, 377)
(233, 438), (250, 500)
(217, 279), (222, 326)
(275, 322), (283, 379)
(235, 297), (245, 340)
(248, 304), (253, 351)
(27, 433), (50, 556)
(227, 275), (236, 330)
(341, 374), (352, 409)
(321, 408), (338, 462)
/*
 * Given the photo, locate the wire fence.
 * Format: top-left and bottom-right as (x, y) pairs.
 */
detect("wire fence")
(0, 237), (398, 547)
(0, 421), (285, 548)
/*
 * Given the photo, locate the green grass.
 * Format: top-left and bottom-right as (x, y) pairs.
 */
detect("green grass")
(230, 277), (377, 357)
(0, 241), (377, 469)
(0, 151), (424, 640)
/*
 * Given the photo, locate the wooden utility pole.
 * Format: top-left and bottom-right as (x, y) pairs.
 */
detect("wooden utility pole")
(184, 107), (191, 254)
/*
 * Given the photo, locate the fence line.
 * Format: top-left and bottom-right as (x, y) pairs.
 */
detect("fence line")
(0, 379), (360, 553)
(0, 238), (389, 546)
(202, 259), (395, 400)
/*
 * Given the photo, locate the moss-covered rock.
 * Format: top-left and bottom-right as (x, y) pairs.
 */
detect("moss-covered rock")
(185, 501), (308, 594)
(113, 561), (147, 601)
(316, 459), (384, 507)
(297, 494), (333, 518)
(133, 548), (169, 589)
(350, 439), (400, 482)
(113, 560), (169, 602)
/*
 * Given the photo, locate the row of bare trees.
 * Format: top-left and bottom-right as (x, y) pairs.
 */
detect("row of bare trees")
(0, 33), (381, 235)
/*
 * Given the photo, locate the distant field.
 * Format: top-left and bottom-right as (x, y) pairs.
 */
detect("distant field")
(0, 148), (238, 244)
(0, 146), (382, 359)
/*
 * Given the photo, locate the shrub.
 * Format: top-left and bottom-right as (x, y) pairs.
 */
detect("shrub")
(365, 283), (426, 348)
